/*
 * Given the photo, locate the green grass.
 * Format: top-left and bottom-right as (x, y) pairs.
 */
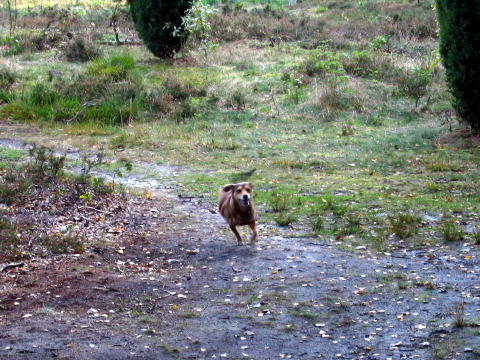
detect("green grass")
(1, 0), (478, 251)
(0, 148), (25, 162)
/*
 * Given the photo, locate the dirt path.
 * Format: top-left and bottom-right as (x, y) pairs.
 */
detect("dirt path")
(1, 140), (480, 359)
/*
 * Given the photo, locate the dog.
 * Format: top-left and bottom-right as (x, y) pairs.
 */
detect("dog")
(218, 182), (257, 245)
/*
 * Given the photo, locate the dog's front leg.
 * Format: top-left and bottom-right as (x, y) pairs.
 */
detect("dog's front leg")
(249, 222), (258, 244)
(230, 224), (243, 245)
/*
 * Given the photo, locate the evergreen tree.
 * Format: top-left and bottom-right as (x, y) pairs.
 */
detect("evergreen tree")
(436, 0), (480, 133)
(128, 0), (190, 58)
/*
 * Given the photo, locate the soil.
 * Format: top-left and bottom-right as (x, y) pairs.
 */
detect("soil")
(1, 138), (480, 360)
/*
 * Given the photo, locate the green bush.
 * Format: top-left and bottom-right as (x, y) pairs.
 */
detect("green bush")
(127, 0), (190, 58)
(396, 66), (430, 107)
(28, 145), (66, 181)
(436, 1), (480, 133)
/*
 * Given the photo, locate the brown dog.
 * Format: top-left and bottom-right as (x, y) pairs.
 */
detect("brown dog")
(218, 182), (257, 245)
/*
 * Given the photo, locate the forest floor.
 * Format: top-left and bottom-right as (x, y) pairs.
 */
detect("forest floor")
(1, 131), (480, 360)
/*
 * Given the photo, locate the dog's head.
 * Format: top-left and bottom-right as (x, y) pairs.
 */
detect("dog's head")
(222, 182), (253, 207)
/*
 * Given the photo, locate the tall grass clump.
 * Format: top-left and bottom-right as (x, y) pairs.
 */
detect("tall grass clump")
(0, 66), (17, 103)
(388, 213), (421, 239)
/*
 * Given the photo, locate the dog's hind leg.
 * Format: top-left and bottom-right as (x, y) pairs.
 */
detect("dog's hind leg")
(249, 222), (258, 244)
(230, 224), (243, 245)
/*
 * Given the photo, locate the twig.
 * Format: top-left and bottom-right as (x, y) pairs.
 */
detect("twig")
(1, 262), (24, 272)
(83, 206), (109, 214)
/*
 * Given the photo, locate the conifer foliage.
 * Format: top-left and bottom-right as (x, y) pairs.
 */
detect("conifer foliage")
(436, 1), (480, 133)
(127, 0), (190, 58)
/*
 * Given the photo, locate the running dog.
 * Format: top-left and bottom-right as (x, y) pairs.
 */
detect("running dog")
(218, 182), (257, 245)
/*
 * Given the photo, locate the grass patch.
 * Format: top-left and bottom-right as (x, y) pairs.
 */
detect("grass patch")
(86, 54), (136, 81)
(441, 221), (464, 243)
(274, 211), (298, 226)
(157, 343), (180, 354)
(387, 213), (421, 239)
(291, 309), (318, 319)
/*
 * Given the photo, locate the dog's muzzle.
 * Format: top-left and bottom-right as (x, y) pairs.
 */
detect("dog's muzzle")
(239, 195), (250, 206)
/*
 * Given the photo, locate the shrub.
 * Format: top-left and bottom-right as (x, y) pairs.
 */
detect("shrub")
(28, 145), (66, 181)
(436, 1), (480, 134)
(299, 50), (344, 78)
(127, 0), (190, 58)
(146, 92), (175, 114)
(64, 38), (101, 62)
(396, 66), (430, 107)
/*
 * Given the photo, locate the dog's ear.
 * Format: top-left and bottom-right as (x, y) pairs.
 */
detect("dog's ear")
(222, 184), (235, 192)
(247, 182), (253, 189)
